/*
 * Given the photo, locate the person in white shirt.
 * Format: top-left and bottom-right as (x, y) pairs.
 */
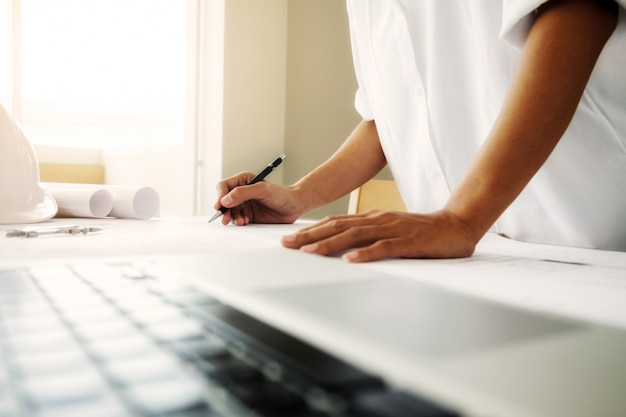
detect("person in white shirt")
(214, 0), (626, 262)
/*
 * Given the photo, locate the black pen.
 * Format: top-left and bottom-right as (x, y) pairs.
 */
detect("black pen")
(208, 153), (286, 223)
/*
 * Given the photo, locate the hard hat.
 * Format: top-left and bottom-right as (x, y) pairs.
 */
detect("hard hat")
(0, 105), (57, 224)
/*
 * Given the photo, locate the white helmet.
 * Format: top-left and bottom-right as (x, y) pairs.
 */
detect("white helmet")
(0, 105), (57, 224)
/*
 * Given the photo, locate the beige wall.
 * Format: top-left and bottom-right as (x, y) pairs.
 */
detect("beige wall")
(221, 0), (288, 186)
(283, 0), (362, 219)
(212, 0), (365, 219)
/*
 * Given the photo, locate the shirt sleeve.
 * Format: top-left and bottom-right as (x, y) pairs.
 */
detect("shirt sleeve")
(500, 0), (626, 49)
(499, 0), (548, 48)
(346, 0), (374, 121)
(354, 88), (373, 121)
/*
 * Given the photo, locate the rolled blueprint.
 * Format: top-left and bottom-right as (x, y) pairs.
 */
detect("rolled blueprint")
(48, 187), (114, 218)
(106, 185), (160, 220)
(44, 183), (160, 220)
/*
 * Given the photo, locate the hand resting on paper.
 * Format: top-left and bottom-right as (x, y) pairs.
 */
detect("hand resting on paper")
(280, 210), (477, 262)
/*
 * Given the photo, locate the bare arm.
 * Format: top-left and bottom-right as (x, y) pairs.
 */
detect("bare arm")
(291, 119), (387, 213)
(446, 0), (619, 242)
(283, 0), (618, 261)
(215, 119), (386, 225)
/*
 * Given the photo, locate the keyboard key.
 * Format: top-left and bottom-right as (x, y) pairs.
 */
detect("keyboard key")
(87, 278), (136, 293)
(60, 304), (122, 326)
(9, 348), (92, 378)
(0, 388), (16, 417)
(144, 320), (204, 343)
(103, 352), (187, 385)
(0, 279), (40, 301)
(73, 319), (139, 342)
(161, 289), (220, 308)
(43, 286), (97, 303)
(122, 375), (208, 416)
(29, 266), (77, 282)
(5, 329), (77, 355)
(87, 334), (160, 361)
(229, 379), (305, 414)
(168, 335), (229, 362)
(51, 294), (109, 311)
(145, 281), (188, 295)
(119, 265), (150, 280)
(305, 388), (349, 415)
(34, 396), (129, 417)
(71, 263), (124, 282)
(350, 390), (458, 417)
(204, 357), (263, 384)
(160, 408), (222, 417)
(113, 293), (168, 313)
(19, 370), (107, 407)
(127, 305), (187, 326)
(2, 315), (66, 336)
(0, 298), (56, 320)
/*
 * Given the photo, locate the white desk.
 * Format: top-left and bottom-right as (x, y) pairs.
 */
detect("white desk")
(2, 217), (626, 417)
(2, 217), (624, 330)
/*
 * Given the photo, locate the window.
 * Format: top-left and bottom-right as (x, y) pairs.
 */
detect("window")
(1, 0), (188, 149)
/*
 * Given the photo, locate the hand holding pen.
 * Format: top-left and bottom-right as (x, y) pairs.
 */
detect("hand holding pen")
(209, 154), (286, 223)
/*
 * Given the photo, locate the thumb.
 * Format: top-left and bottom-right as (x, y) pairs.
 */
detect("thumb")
(221, 181), (270, 208)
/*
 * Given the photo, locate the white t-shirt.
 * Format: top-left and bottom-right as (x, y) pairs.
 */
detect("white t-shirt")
(346, 0), (626, 251)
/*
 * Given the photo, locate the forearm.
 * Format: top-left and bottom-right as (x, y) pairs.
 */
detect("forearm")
(291, 119), (387, 214)
(445, 0), (617, 241)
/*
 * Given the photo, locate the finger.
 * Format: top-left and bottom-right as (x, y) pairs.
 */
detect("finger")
(343, 237), (414, 262)
(281, 215), (368, 249)
(284, 211), (391, 249)
(216, 181), (268, 227)
(224, 202), (251, 226)
(300, 224), (398, 256)
(214, 172), (255, 210)
(221, 180), (274, 210)
(345, 231), (475, 262)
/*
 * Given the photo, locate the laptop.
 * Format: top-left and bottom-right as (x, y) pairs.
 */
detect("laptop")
(1, 220), (625, 417)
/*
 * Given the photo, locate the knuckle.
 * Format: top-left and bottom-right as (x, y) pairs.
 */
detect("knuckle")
(327, 218), (347, 231)
(365, 210), (400, 224)
(347, 226), (364, 238)
(377, 238), (396, 252)
(322, 214), (341, 222)
(296, 230), (311, 241)
(228, 187), (241, 199)
(363, 209), (385, 220)
(371, 238), (401, 258)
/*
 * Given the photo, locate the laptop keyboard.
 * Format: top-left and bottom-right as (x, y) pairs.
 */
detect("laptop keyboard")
(0, 261), (458, 417)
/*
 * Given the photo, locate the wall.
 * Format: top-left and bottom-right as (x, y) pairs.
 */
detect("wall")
(198, 0), (364, 219)
(220, 0), (288, 188)
(283, 0), (362, 219)
(196, 0), (288, 216)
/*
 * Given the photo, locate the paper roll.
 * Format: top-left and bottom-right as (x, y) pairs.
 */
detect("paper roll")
(44, 183), (160, 220)
(107, 186), (160, 220)
(49, 188), (114, 218)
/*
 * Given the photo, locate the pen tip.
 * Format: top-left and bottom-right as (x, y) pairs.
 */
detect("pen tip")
(208, 211), (221, 223)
